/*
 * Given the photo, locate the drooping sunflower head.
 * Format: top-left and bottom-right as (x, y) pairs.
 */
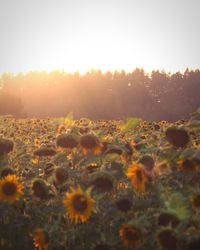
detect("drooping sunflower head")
(32, 179), (49, 199)
(33, 228), (49, 250)
(119, 224), (141, 248)
(158, 212), (180, 228)
(0, 174), (23, 203)
(33, 147), (57, 157)
(56, 133), (79, 149)
(0, 167), (15, 178)
(54, 167), (68, 184)
(165, 127), (190, 148)
(0, 138), (14, 156)
(177, 159), (196, 172)
(90, 171), (114, 193)
(156, 229), (178, 250)
(64, 185), (94, 224)
(116, 197), (132, 213)
(139, 155), (155, 171)
(86, 162), (100, 173)
(80, 133), (102, 155)
(127, 162), (148, 193)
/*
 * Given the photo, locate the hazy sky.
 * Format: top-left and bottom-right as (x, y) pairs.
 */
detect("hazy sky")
(0, 0), (199, 74)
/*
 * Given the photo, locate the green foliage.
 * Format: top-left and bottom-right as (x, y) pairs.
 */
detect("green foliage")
(119, 117), (141, 132)
(0, 115), (199, 250)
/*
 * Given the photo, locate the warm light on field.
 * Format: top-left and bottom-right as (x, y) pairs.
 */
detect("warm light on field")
(0, 0), (199, 74)
(23, 27), (162, 74)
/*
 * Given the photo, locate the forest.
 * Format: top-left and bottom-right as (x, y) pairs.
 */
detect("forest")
(0, 68), (199, 121)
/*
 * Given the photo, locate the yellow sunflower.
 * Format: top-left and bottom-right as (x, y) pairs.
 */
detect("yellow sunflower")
(127, 162), (148, 193)
(119, 224), (141, 248)
(0, 174), (23, 203)
(33, 228), (49, 250)
(64, 186), (94, 223)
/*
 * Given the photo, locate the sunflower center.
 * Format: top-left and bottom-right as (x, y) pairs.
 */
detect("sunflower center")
(93, 177), (113, 192)
(2, 182), (17, 196)
(73, 194), (88, 212)
(116, 199), (132, 212)
(135, 170), (143, 182)
(182, 160), (195, 171)
(194, 195), (200, 207)
(124, 228), (139, 241)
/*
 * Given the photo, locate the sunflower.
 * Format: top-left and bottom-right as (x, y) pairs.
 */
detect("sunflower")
(56, 133), (79, 149)
(80, 134), (102, 155)
(119, 224), (141, 248)
(156, 229), (177, 250)
(165, 127), (190, 148)
(0, 174), (23, 203)
(116, 198), (132, 213)
(33, 228), (49, 250)
(90, 172), (114, 193)
(127, 163), (148, 193)
(32, 179), (49, 199)
(177, 159), (196, 172)
(158, 212), (180, 228)
(64, 186), (94, 223)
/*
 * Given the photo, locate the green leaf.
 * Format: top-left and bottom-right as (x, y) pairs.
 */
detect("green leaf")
(119, 117), (141, 132)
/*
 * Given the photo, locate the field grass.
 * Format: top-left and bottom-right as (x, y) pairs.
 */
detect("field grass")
(0, 114), (200, 250)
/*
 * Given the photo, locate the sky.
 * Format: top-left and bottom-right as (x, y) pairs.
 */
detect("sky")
(0, 0), (199, 74)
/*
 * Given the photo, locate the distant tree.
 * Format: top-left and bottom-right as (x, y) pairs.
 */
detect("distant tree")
(0, 68), (199, 120)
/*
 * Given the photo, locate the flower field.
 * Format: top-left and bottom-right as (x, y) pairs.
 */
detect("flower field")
(0, 113), (200, 250)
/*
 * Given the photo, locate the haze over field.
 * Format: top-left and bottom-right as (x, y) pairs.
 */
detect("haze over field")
(0, 0), (200, 74)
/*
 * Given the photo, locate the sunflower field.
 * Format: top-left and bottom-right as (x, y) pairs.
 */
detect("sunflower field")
(0, 112), (200, 250)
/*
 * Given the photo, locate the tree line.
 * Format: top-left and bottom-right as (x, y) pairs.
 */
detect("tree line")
(0, 68), (199, 121)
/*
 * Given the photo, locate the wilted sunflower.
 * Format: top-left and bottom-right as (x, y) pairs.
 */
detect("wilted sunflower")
(119, 224), (141, 248)
(33, 228), (49, 250)
(177, 159), (196, 173)
(165, 127), (190, 148)
(90, 172), (114, 193)
(0, 174), (23, 203)
(127, 163), (148, 193)
(116, 197), (132, 213)
(64, 186), (94, 223)
(158, 212), (180, 228)
(156, 229), (177, 250)
(80, 133), (102, 155)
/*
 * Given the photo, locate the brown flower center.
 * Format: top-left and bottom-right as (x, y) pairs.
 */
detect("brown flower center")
(157, 230), (177, 250)
(116, 198), (132, 212)
(93, 177), (113, 192)
(136, 169), (143, 182)
(193, 195), (200, 207)
(2, 182), (17, 196)
(124, 228), (139, 241)
(73, 194), (88, 212)
(182, 159), (195, 171)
